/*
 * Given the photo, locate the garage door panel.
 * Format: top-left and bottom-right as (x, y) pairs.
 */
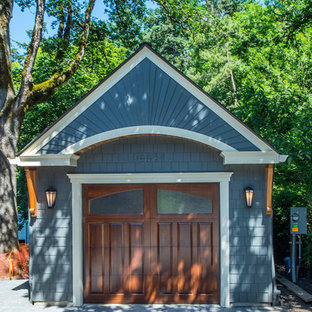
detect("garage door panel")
(198, 222), (212, 247)
(89, 224), (104, 293)
(129, 223), (144, 248)
(198, 222), (219, 295)
(177, 222), (193, 294)
(108, 223), (124, 293)
(128, 223), (144, 294)
(126, 275), (144, 294)
(85, 183), (219, 303)
(157, 222), (174, 294)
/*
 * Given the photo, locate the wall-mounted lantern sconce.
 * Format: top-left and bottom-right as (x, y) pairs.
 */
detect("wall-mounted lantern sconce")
(45, 188), (57, 209)
(245, 187), (254, 208)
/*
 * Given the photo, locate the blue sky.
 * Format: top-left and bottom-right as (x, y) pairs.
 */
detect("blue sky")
(10, 1), (156, 50)
(10, 0), (107, 47)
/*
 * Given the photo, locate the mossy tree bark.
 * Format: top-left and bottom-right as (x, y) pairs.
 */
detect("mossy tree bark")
(0, 0), (95, 253)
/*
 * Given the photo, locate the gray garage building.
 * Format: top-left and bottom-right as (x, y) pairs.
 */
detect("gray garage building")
(14, 43), (287, 307)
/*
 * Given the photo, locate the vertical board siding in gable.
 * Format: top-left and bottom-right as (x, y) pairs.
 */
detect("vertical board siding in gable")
(38, 58), (259, 154)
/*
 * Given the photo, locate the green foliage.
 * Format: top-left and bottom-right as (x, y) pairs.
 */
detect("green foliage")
(303, 234), (312, 270)
(13, 0), (312, 274)
(267, 0), (312, 39)
(149, 0), (312, 273)
(102, 0), (146, 49)
(18, 40), (127, 151)
(17, 40), (127, 220)
(143, 7), (190, 72)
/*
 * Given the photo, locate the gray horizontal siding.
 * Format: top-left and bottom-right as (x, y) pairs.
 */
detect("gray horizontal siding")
(30, 136), (271, 304)
(39, 58), (259, 154)
(228, 164), (272, 304)
(29, 167), (72, 302)
(71, 136), (224, 173)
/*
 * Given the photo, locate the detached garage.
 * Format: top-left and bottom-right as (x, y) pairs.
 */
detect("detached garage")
(13, 43), (287, 307)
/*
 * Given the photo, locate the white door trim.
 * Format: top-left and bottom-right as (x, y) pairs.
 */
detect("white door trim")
(67, 172), (233, 307)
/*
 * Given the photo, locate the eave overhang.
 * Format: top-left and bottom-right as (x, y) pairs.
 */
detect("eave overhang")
(221, 151), (288, 165)
(13, 43), (288, 167)
(10, 154), (80, 167)
(10, 150), (287, 167)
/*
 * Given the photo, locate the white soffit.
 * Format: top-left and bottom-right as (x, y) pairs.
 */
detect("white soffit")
(221, 152), (288, 164)
(9, 154), (80, 167)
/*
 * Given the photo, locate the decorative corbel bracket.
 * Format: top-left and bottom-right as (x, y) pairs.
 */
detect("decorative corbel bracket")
(25, 167), (37, 217)
(265, 164), (274, 216)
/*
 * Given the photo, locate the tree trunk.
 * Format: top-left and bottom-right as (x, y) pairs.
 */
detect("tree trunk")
(226, 46), (238, 107)
(0, 0), (95, 253)
(0, 109), (21, 253)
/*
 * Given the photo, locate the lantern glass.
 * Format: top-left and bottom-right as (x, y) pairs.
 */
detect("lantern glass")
(245, 187), (254, 208)
(46, 188), (57, 208)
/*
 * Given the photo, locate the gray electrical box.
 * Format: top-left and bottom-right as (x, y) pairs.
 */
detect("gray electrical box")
(290, 207), (307, 234)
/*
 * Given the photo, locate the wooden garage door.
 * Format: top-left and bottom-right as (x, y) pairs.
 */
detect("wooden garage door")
(84, 184), (219, 304)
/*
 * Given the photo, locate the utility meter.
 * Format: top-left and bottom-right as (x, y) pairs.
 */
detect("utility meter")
(290, 207), (307, 234)
(292, 213), (299, 222)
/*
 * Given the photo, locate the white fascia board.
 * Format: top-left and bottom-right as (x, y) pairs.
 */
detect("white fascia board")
(221, 151), (288, 164)
(20, 48), (152, 156)
(10, 154), (80, 167)
(67, 172), (234, 184)
(60, 126), (237, 155)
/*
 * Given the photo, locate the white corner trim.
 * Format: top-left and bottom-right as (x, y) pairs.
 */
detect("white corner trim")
(68, 172), (233, 307)
(9, 154), (80, 167)
(60, 126), (237, 154)
(21, 45), (277, 157)
(220, 181), (230, 307)
(220, 151), (288, 164)
(72, 181), (83, 306)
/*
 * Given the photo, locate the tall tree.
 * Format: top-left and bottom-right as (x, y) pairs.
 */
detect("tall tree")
(16, 40), (127, 225)
(0, 0), (97, 253)
(153, 0), (312, 268)
(143, 7), (190, 72)
(1, 0), (147, 253)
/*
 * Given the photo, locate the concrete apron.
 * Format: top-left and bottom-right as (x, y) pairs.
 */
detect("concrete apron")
(0, 280), (286, 312)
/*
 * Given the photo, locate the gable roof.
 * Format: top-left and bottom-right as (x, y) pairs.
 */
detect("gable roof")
(13, 43), (287, 166)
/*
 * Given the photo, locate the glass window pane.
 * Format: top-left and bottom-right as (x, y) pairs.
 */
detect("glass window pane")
(89, 189), (143, 215)
(157, 189), (212, 214)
